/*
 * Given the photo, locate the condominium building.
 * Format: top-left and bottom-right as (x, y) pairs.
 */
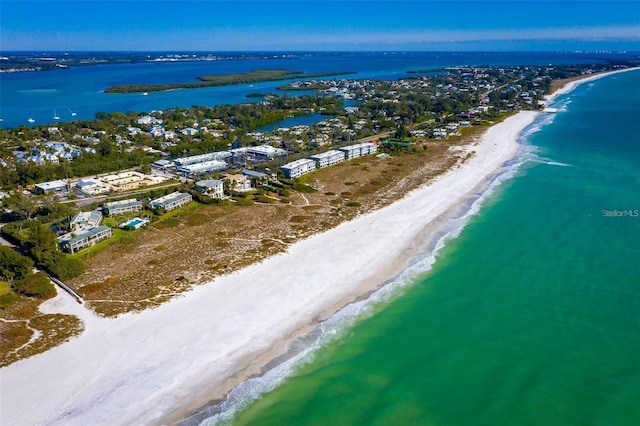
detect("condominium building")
(309, 150), (346, 168)
(280, 158), (316, 179)
(150, 192), (192, 211)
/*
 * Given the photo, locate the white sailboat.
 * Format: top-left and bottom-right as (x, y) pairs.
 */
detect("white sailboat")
(53, 109), (60, 120)
(28, 118), (35, 123)
(69, 108), (77, 117)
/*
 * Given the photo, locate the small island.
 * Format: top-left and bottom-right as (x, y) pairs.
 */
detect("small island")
(104, 69), (357, 93)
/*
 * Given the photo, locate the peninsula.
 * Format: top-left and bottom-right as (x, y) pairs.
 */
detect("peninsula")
(104, 69), (356, 93)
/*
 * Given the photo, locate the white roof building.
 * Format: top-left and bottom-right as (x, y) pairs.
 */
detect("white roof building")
(309, 150), (346, 168)
(338, 142), (378, 159)
(70, 210), (103, 231)
(34, 179), (68, 195)
(173, 152), (232, 167)
(150, 192), (192, 212)
(280, 158), (316, 179)
(103, 198), (144, 216)
(177, 160), (228, 176)
(196, 179), (225, 199)
(246, 145), (287, 160)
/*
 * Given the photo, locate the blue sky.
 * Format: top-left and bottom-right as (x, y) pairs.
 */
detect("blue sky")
(1, 1), (639, 51)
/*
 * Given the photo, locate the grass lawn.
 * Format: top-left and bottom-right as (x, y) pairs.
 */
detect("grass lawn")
(0, 281), (11, 297)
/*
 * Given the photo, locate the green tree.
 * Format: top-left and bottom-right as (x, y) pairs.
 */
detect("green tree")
(0, 246), (34, 282)
(4, 192), (39, 220)
(15, 272), (55, 299)
(25, 221), (58, 266)
(48, 255), (86, 281)
(395, 125), (409, 139)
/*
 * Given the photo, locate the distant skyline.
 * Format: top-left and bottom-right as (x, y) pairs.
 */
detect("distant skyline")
(1, 1), (639, 52)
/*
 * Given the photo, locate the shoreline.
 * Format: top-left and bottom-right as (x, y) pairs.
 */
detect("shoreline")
(0, 110), (538, 426)
(2, 69), (633, 425)
(168, 111), (541, 425)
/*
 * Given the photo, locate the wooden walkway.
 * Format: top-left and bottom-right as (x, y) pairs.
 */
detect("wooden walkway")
(46, 273), (84, 304)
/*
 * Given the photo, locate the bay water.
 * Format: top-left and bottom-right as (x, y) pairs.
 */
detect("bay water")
(1, 51), (632, 129)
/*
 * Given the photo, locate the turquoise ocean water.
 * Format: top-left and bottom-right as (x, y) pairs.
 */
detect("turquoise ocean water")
(199, 70), (640, 425)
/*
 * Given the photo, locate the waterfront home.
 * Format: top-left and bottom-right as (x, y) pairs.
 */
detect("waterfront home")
(150, 192), (192, 212)
(242, 169), (269, 187)
(280, 158), (316, 179)
(70, 210), (103, 231)
(309, 150), (346, 168)
(224, 174), (252, 192)
(338, 142), (378, 159)
(102, 198), (143, 216)
(196, 179), (225, 199)
(34, 179), (68, 195)
(137, 115), (163, 126)
(58, 225), (112, 254)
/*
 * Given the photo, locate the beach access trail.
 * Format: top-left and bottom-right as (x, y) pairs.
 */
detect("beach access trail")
(1, 110), (540, 425)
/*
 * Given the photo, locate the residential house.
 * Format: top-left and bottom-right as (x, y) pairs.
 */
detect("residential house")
(224, 174), (252, 192)
(196, 179), (225, 199)
(242, 169), (269, 187)
(70, 210), (103, 231)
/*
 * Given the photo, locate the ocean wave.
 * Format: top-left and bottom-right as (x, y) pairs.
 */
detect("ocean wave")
(535, 158), (572, 167)
(189, 123), (545, 426)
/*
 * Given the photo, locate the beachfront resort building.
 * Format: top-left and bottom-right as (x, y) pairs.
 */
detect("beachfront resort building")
(280, 158), (316, 179)
(70, 210), (103, 231)
(58, 226), (112, 254)
(34, 179), (68, 195)
(309, 150), (346, 168)
(102, 198), (144, 216)
(196, 179), (225, 199)
(150, 192), (192, 212)
(338, 142), (378, 159)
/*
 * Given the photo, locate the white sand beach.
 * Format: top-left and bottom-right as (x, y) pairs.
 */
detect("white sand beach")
(1, 110), (541, 425)
(544, 67), (639, 102)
